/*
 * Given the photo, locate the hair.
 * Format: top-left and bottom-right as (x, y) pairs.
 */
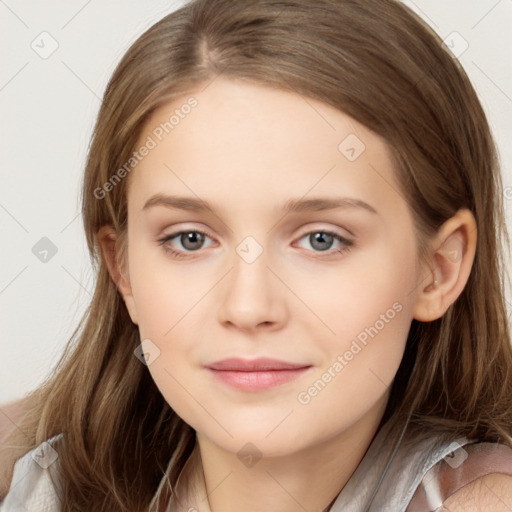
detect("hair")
(4, 0), (511, 510)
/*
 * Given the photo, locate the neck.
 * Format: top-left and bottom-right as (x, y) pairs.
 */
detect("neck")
(193, 397), (389, 512)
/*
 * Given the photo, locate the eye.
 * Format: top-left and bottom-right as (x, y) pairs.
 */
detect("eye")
(294, 230), (353, 257)
(157, 228), (354, 259)
(157, 229), (215, 259)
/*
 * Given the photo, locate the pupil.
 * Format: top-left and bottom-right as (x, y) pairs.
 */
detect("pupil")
(311, 232), (333, 251)
(182, 232), (204, 250)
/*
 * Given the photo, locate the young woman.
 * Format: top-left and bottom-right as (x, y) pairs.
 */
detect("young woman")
(1, 0), (512, 510)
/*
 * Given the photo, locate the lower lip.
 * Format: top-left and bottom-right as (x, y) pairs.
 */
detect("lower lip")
(206, 367), (311, 391)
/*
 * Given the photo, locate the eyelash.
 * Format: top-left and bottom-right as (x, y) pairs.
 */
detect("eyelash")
(157, 228), (354, 260)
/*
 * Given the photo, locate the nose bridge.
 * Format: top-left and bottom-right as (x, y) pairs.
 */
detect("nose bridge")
(217, 233), (284, 329)
(230, 233), (271, 298)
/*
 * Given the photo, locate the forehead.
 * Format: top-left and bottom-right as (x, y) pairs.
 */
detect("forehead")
(127, 77), (407, 220)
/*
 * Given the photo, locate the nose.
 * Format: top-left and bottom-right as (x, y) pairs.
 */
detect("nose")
(217, 245), (287, 333)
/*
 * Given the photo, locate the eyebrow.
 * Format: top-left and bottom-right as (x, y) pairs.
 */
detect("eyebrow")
(142, 194), (378, 216)
(142, 193), (379, 217)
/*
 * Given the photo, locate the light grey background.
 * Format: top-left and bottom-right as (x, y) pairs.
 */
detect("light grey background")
(1, 0), (511, 403)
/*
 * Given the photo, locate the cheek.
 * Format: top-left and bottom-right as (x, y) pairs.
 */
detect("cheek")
(297, 244), (416, 338)
(295, 246), (418, 401)
(289, 266), (414, 436)
(128, 253), (206, 424)
(128, 245), (206, 339)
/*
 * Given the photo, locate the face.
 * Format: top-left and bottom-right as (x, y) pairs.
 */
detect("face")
(120, 77), (426, 457)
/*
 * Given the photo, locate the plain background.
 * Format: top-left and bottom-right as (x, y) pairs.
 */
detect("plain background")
(1, 0), (511, 404)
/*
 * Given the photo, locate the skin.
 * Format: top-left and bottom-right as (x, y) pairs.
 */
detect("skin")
(98, 76), (479, 512)
(442, 474), (512, 511)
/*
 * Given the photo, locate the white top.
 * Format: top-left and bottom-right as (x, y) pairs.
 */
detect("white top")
(168, 417), (473, 512)
(0, 434), (62, 511)
(0, 419), (478, 511)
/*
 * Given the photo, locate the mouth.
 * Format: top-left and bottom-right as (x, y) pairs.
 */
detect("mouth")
(204, 357), (312, 391)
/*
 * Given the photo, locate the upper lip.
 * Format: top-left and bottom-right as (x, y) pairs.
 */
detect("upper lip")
(205, 357), (311, 371)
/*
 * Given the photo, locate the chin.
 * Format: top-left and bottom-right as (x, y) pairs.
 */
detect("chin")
(196, 419), (317, 459)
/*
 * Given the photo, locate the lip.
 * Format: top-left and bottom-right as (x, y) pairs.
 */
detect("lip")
(206, 357), (310, 371)
(204, 358), (312, 391)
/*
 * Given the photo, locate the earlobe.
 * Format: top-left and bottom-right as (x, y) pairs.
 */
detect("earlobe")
(96, 225), (138, 325)
(412, 209), (477, 322)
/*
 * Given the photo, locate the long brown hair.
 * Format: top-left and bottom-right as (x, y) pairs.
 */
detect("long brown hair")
(4, 0), (511, 510)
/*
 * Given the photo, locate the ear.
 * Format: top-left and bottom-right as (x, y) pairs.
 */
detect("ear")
(96, 225), (138, 325)
(412, 208), (477, 322)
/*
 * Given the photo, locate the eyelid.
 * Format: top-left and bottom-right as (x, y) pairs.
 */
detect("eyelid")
(157, 226), (216, 247)
(292, 228), (354, 257)
(156, 223), (216, 241)
(294, 223), (353, 240)
(157, 223), (355, 258)
(157, 226), (354, 242)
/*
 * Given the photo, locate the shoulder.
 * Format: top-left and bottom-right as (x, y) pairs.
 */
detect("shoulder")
(407, 439), (512, 511)
(0, 397), (34, 499)
(0, 434), (62, 509)
(442, 473), (512, 511)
